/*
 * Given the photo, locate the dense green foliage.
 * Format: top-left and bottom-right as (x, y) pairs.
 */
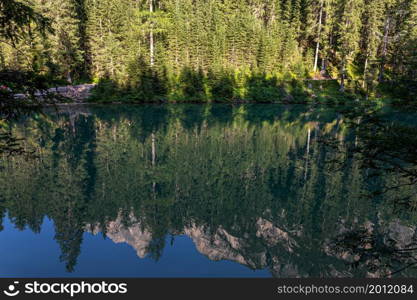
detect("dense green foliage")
(0, 0), (60, 155)
(1, 105), (417, 275)
(1, 0), (416, 102)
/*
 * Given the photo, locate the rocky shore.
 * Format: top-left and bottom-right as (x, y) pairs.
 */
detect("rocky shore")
(14, 83), (96, 102)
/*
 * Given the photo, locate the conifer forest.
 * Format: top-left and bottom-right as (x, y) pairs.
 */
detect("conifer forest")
(1, 0), (416, 102)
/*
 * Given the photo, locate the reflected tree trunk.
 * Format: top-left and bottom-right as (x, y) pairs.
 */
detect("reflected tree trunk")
(151, 132), (156, 166)
(305, 128), (311, 180)
(151, 132), (156, 196)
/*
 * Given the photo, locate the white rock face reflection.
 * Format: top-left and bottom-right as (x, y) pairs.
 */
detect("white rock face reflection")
(88, 215), (153, 259)
(87, 213), (417, 278)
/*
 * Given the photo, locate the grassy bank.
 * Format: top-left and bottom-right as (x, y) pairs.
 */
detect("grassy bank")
(87, 70), (416, 105)
(88, 76), (351, 105)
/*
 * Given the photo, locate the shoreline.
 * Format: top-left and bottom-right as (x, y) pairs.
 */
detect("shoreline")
(24, 79), (414, 109)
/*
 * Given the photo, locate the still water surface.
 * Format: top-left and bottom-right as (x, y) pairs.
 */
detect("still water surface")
(1, 104), (416, 277)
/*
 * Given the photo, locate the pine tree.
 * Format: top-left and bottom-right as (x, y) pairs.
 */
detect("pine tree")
(313, 0), (324, 73)
(337, 0), (363, 91)
(41, 0), (85, 82)
(360, 0), (384, 91)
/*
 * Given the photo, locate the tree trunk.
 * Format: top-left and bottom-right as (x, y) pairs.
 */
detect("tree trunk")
(313, 0), (324, 73)
(379, 16), (390, 82)
(362, 55), (368, 88)
(149, 0), (155, 67)
(340, 60), (346, 92)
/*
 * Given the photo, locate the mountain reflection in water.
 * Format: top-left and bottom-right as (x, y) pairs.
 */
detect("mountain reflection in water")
(0, 104), (416, 277)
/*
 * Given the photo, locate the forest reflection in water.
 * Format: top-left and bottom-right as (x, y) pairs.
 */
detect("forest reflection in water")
(0, 104), (417, 277)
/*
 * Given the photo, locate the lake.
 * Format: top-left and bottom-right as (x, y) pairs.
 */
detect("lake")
(1, 104), (416, 277)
